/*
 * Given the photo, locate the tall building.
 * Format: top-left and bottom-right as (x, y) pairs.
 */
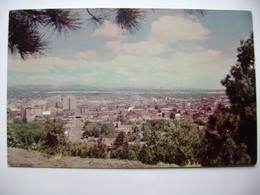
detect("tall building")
(63, 96), (76, 111)
(69, 116), (83, 141)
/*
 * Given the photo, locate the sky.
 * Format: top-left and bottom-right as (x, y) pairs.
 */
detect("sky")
(7, 9), (253, 89)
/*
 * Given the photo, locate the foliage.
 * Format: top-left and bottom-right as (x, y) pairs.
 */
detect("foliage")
(139, 145), (156, 165)
(202, 131), (251, 166)
(43, 119), (67, 155)
(222, 34), (255, 110)
(142, 126), (152, 141)
(128, 141), (142, 161)
(101, 124), (115, 138)
(114, 9), (145, 34)
(143, 119), (170, 132)
(12, 118), (23, 124)
(67, 139), (107, 158)
(140, 118), (204, 166)
(164, 119), (204, 166)
(127, 133), (138, 142)
(7, 123), (46, 151)
(110, 146), (129, 159)
(81, 121), (101, 138)
(111, 132), (129, 159)
(68, 141), (94, 157)
(113, 132), (128, 149)
(142, 120), (174, 141)
(82, 121), (116, 139)
(9, 9), (81, 59)
(203, 34), (256, 166)
(91, 138), (108, 158)
(143, 130), (166, 165)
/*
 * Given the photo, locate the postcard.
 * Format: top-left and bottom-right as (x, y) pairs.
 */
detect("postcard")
(7, 8), (256, 168)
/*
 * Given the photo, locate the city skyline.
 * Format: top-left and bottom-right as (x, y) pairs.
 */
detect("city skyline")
(8, 9), (253, 89)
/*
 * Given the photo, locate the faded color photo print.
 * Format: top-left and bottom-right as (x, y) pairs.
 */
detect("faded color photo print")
(7, 8), (256, 168)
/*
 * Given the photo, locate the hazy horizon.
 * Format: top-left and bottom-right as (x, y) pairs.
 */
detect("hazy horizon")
(7, 83), (226, 90)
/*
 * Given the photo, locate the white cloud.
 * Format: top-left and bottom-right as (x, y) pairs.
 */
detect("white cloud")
(109, 40), (172, 55)
(8, 48), (235, 89)
(8, 12), (239, 89)
(8, 56), (96, 72)
(167, 49), (235, 88)
(73, 50), (96, 60)
(104, 15), (210, 56)
(92, 20), (127, 40)
(180, 46), (206, 52)
(150, 14), (211, 43)
(102, 48), (235, 89)
(173, 49), (222, 65)
(105, 41), (122, 50)
(8, 57), (67, 72)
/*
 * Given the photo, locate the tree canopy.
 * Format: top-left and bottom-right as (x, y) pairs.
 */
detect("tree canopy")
(7, 122), (46, 151)
(44, 119), (67, 155)
(202, 34), (256, 166)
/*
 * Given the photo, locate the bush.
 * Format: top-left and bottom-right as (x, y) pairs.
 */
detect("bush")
(7, 123), (46, 151)
(91, 139), (108, 158)
(67, 140), (107, 159)
(43, 119), (67, 155)
(110, 146), (129, 159)
(128, 150), (138, 161)
(138, 145), (157, 165)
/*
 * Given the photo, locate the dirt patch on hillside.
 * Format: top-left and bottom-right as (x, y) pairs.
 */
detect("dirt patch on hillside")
(8, 147), (156, 168)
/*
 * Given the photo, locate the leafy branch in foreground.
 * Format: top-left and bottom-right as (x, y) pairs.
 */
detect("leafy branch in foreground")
(8, 9), (81, 59)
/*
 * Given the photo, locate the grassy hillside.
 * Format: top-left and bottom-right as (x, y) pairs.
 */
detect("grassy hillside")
(8, 147), (159, 168)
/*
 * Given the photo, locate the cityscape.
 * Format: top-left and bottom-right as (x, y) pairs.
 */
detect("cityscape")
(7, 86), (229, 147)
(6, 8), (256, 168)
(2, 1), (259, 195)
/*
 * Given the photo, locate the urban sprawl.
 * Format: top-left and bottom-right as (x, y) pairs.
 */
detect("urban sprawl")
(7, 89), (229, 148)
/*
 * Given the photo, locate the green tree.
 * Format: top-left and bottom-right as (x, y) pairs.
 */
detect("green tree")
(101, 124), (115, 138)
(91, 138), (107, 158)
(81, 123), (93, 138)
(7, 125), (18, 147)
(203, 34), (256, 166)
(144, 119), (168, 132)
(142, 126), (152, 141)
(44, 119), (67, 155)
(81, 122), (101, 138)
(128, 141), (142, 161)
(127, 133), (138, 142)
(111, 132), (129, 159)
(139, 145), (156, 165)
(110, 146), (129, 159)
(139, 118), (204, 166)
(113, 132), (128, 149)
(165, 118), (204, 166)
(92, 128), (101, 138)
(7, 123), (46, 151)
(148, 130), (166, 164)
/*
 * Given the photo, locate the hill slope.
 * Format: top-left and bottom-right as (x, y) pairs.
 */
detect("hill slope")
(8, 147), (158, 168)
